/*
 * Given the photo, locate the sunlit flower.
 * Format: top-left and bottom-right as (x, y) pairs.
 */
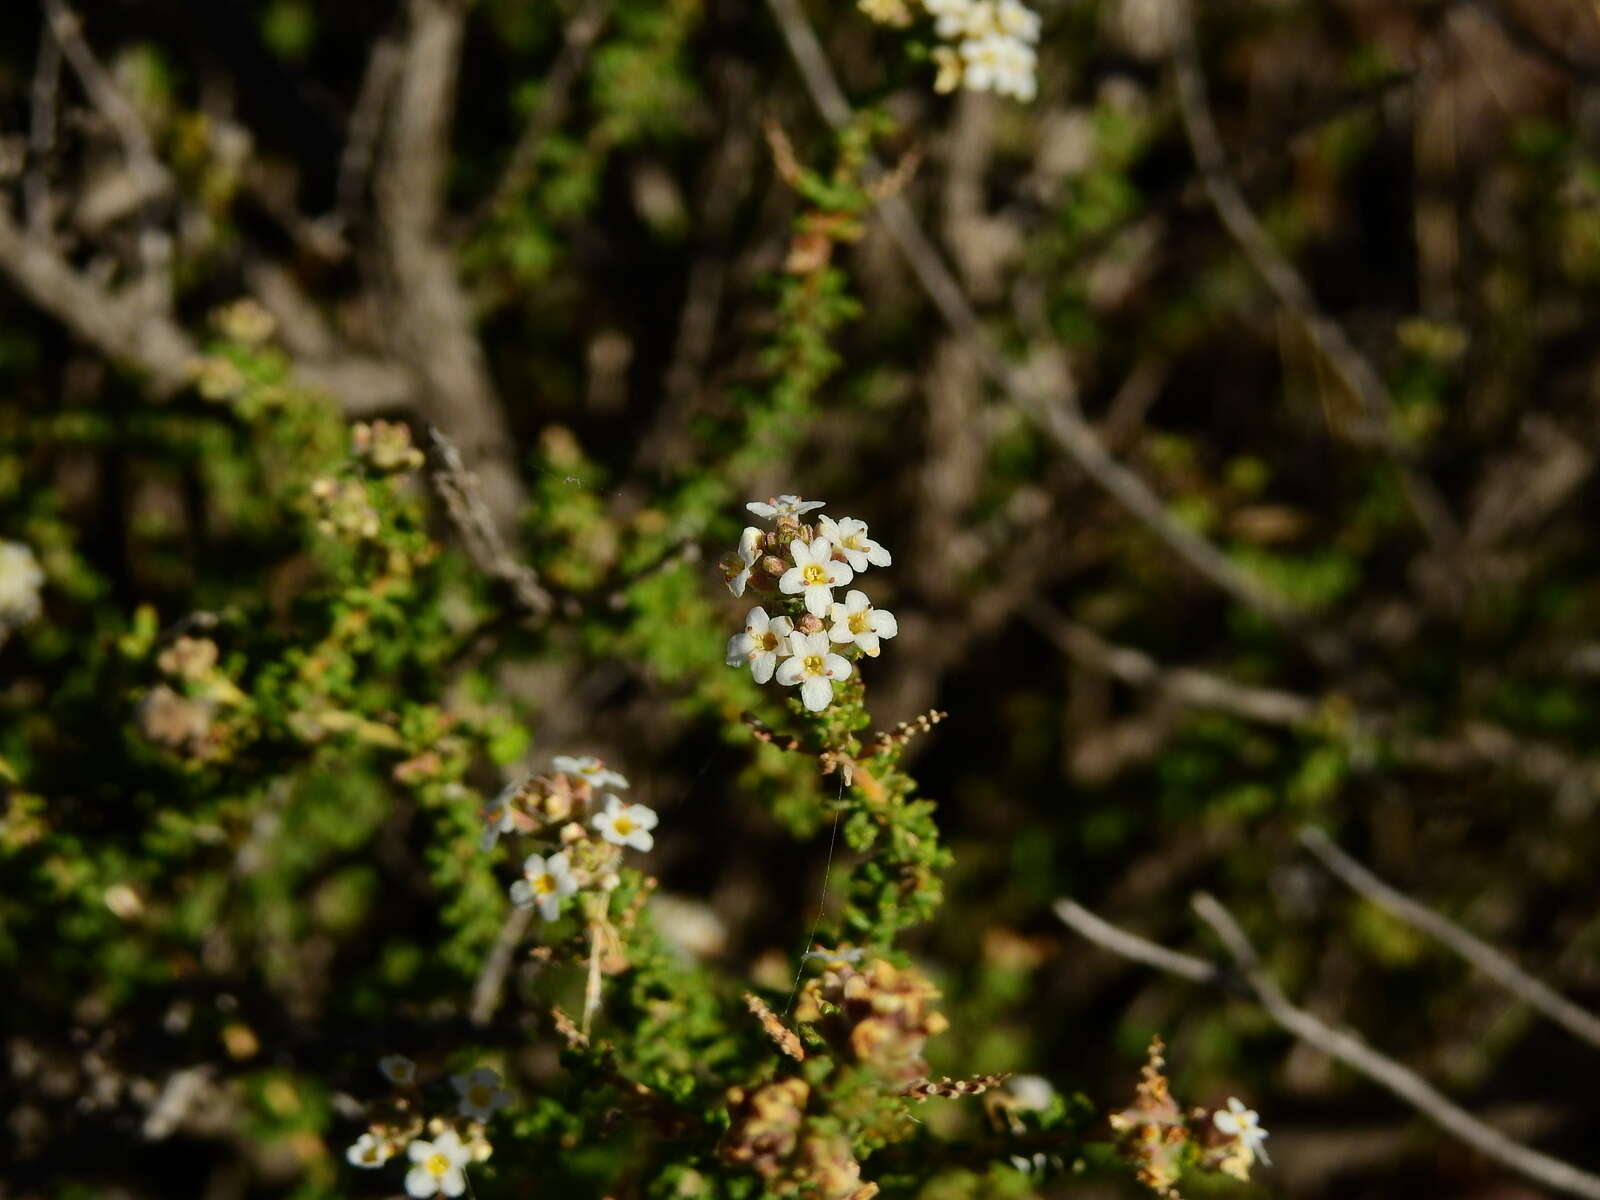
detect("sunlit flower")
(592, 794), (659, 852)
(0, 540), (44, 630)
(451, 1067), (513, 1122)
(859, 0), (912, 24)
(405, 1129), (471, 1198)
(828, 590), (899, 657)
(724, 526), (765, 597)
(551, 755), (629, 790)
(779, 537), (853, 618)
(746, 494), (825, 520)
(1213, 1097), (1270, 1166)
(775, 631), (853, 711)
(509, 851), (579, 921)
(932, 44), (963, 92)
(379, 1054), (417, 1085)
(726, 606), (795, 684)
(347, 1131), (394, 1168)
(816, 515), (891, 572)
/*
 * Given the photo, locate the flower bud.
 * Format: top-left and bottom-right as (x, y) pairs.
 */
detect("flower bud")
(797, 613), (824, 636)
(559, 821), (587, 844)
(760, 555), (788, 577)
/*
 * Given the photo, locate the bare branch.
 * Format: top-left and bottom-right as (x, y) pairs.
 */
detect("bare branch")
(1169, 0), (1460, 557)
(1024, 601), (1317, 728)
(380, 0), (526, 536)
(0, 202), (194, 393)
(1052, 898), (1223, 985)
(26, 20), (62, 238)
(42, 0), (169, 195)
(1189, 892), (1600, 1200)
(336, 34), (404, 225)
(762, 0), (1299, 629)
(470, 907), (533, 1027)
(427, 427), (554, 618)
(1298, 828), (1600, 1052)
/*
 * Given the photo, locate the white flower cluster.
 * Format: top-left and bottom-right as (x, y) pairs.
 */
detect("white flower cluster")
(479, 754), (658, 920)
(346, 1056), (510, 1197)
(858, 0), (1041, 101)
(0, 539), (44, 638)
(721, 496), (898, 712)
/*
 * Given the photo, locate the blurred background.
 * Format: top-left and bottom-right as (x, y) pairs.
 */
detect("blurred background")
(5, 0), (1600, 1196)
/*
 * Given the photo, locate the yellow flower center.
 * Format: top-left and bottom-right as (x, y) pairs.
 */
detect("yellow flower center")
(614, 816), (635, 835)
(801, 564), (828, 585)
(426, 1153), (451, 1177)
(845, 533), (866, 550)
(534, 873), (557, 895)
(802, 655), (824, 674)
(848, 611), (872, 634)
(756, 630), (780, 652)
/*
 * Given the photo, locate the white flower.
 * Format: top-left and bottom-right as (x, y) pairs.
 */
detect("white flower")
(592, 794), (658, 852)
(725, 526), (764, 597)
(0, 540), (44, 629)
(725, 607), (795, 683)
(815, 515), (891, 572)
(451, 1066), (513, 1122)
(405, 1129), (471, 1198)
(1214, 1097), (1270, 1166)
(775, 631), (853, 711)
(746, 494), (826, 520)
(509, 851), (579, 921)
(347, 1131), (393, 1168)
(1006, 1074), (1057, 1111)
(932, 45), (963, 92)
(479, 781), (523, 852)
(926, 0), (981, 37)
(379, 1054), (416, 1085)
(990, 36), (1037, 100)
(551, 754), (629, 790)
(828, 590), (899, 658)
(778, 538), (853, 618)
(995, 0), (1040, 41)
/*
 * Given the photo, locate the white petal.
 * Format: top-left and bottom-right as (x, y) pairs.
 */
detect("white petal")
(800, 676), (833, 711)
(801, 631), (831, 655)
(630, 805), (659, 830)
(769, 616), (794, 637)
(406, 1166), (438, 1198)
(627, 829), (655, 852)
(509, 880), (533, 907)
(522, 853), (546, 876)
(841, 547), (868, 572)
(746, 501), (776, 518)
(726, 633), (751, 667)
(744, 606), (769, 633)
(870, 610), (898, 639)
(804, 585), (831, 618)
(778, 567), (806, 594)
(441, 1167), (467, 1197)
(775, 656), (806, 686)
(867, 542), (892, 567)
(823, 654), (853, 680)
(752, 651), (777, 684)
(855, 632), (881, 657)
(824, 562), (854, 588)
(828, 621), (853, 644)
(537, 893), (561, 921)
(739, 527), (763, 562)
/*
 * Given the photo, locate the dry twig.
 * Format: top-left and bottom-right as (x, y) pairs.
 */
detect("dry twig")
(1189, 891), (1600, 1200)
(1298, 827), (1600, 1052)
